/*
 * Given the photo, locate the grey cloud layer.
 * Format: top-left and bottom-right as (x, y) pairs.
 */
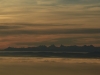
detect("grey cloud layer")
(0, 28), (100, 35)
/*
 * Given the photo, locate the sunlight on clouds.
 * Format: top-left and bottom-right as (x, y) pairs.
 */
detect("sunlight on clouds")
(37, 0), (56, 5)
(88, 7), (100, 11)
(0, 0), (100, 25)
(0, 15), (11, 19)
(0, 0), (100, 48)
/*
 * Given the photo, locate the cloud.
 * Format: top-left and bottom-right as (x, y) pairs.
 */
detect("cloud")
(14, 34), (100, 46)
(58, 0), (100, 4)
(0, 25), (22, 29)
(0, 34), (100, 48)
(0, 0), (100, 25)
(37, 0), (57, 6)
(0, 0), (100, 48)
(0, 28), (100, 36)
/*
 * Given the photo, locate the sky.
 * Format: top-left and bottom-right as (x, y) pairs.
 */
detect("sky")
(0, 0), (100, 49)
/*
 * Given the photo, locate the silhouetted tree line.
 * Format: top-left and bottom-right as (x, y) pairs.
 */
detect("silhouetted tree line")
(0, 45), (100, 58)
(3, 45), (100, 53)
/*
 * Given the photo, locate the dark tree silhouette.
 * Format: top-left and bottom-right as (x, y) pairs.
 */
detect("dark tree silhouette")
(0, 45), (100, 58)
